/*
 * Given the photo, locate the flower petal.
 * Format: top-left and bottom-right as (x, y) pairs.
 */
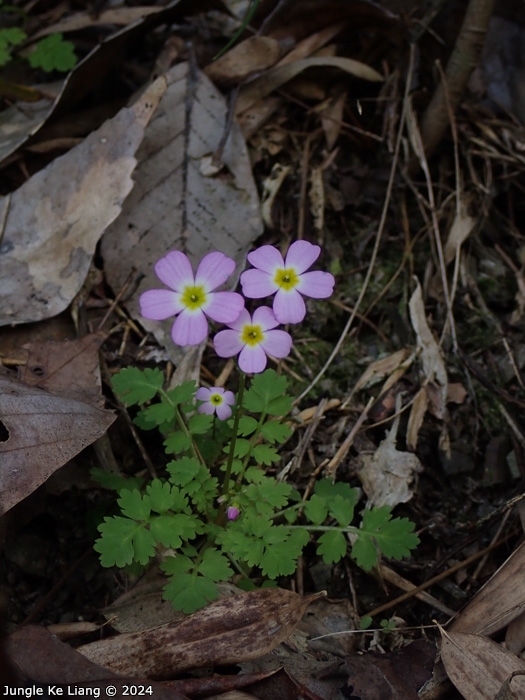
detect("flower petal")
(247, 245), (284, 273)
(171, 309), (208, 346)
(214, 329), (244, 358)
(198, 402), (215, 415)
(224, 307), (251, 332)
(222, 390), (236, 405)
(284, 240), (320, 274)
(252, 305), (280, 330)
(297, 270), (335, 298)
(196, 387), (212, 401)
(260, 329), (292, 359)
(155, 251), (194, 291)
(139, 289), (183, 320)
(240, 269), (277, 298)
(238, 344), (267, 373)
(195, 252), (236, 290)
(216, 402), (233, 420)
(205, 291), (245, 323)
(273, 288), (306, 324)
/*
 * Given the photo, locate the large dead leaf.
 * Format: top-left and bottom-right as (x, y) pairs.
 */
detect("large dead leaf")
(101, 61), (263, 365)
(0, 374), (115, 512)
(451, 541), (525, 636)
(78, 588), (324, 679)
(440, 629), (525, 700)
(0, 78), (166, 328)
(7, 625), (188, 698)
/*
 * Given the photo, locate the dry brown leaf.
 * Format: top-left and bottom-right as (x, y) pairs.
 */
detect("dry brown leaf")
(309, 167), (325, 232)
(78, 588), (325, 679)
(205, 36), (284, 85)
(505, 610), (525, 656)
(0, 374), (115, 512)
(408, 278), (448, 424)
(18, 331), (107, 406)
(352, 348), (413, 394)
(319, 89), (347, 149)
(32, 6), (166, 38)
(444, 202), (476, 265)
(357, 408), (422, 508)
(235, 56), (383, 116)
(451, 541), (525, 636)
(0, 78), (166, 328)
(261, 163), (292, 228)
(101, 61), (263, 367)
(440, 628), (525, 700)
(406, 386), (428, 452)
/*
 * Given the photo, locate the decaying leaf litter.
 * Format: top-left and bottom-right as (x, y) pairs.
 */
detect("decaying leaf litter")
(3, 0), (525, 696)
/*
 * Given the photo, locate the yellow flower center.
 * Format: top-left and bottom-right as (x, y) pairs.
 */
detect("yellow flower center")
(274, 267), (299, 291)
(180, 284), (206, 311)
(241, 324), (264, 346)
(210, 393), (223, 405)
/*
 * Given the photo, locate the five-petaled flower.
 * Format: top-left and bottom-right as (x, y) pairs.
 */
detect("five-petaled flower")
(196, 386), (235, 421)
(213, 306), (292, 374)
(240, 241), (335, 324)
(227, 505), (240, 521)
(139, 251), (244, 346)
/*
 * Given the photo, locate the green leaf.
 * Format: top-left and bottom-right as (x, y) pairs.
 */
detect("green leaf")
(244, 478), (292, 511)
(259, 527), (309, 577)
(146, 479), (174, 513)
(141, 401), (176, 426)
(317, 530), (347, 564)
(163, 572), (219, 613)
(117, 489), (151, 521)
(150, 515), (183, 548)
(228, 437), (251, 458)
(187, 412), (213, 435)
(166, 380), (197, 406)
(198, 548), (233, 581)
(243, 369), (291, 415)
(111, 367), (164, 405)
(0, 27), (26, 46)
(236, 415), (259, 436)
(167, 457), (201, 486)
(314, 478), (359, 506)
(90, 467), (144, 492)
(164, 431), (192, 454)
(261, 420), (292, 444)
(328, 495), (354, 528)
(351, 507), (419, 571)
(304, 494), (328, 525)
(95, 517), (155, 566)
(253, 444), (280, 465)
(29, 33), (77, 72)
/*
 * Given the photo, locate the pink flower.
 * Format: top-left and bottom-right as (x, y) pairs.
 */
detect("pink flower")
(213, 307), (292, 374)
(240, 241), (335, 324)
(227, 506), (240, 521)
(140, 251), (244, 346)
(195, 386), (235, 421)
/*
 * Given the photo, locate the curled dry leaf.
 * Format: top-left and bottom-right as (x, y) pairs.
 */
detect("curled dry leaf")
(0, 77), (167, 328)
(440, 628), (525, 700)
(205, 36), (284, 85)
(78, 588), (326, 679)
(0, 374), (115, 512)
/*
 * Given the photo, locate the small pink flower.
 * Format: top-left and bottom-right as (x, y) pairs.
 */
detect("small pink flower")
(196, 386), (235, 421)
(140, 251), (244, 346)
(227, 506), (240, 521)
(240, 241), (335, 324)
(213, 307), (292, 374)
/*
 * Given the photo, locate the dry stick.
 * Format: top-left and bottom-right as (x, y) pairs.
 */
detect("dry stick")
(296, 45), (417, 404)
(416, 0), (496, 161)
(365, 535), (511, 620)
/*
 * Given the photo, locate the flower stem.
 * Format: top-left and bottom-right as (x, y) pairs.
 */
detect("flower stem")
(220, 371), (246, 498)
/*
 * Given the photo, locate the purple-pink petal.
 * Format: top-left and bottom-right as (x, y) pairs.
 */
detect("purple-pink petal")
(284, 240), (320, 274)
(216, 402), (233, 420)
(252, 305), (280, 330)
(172, 309), (208, 346)
(297, 270), (335, 298)
(247, 245), (284, 273)
(155, 251), (194, 291)
(273, 288), (306, 324)
(197, 401), (216, 415)
(224, 307), (251, 332)
(227, 506), (240, 521)
(260, 329), (293, 358)
(195, 252), (236, 291)
(240, 268), (277, 299)
(214, 328), (245, 358)
(205, 291), (244, 323)
(139, 289), (184, 320)
(238, 344), (268, 373)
